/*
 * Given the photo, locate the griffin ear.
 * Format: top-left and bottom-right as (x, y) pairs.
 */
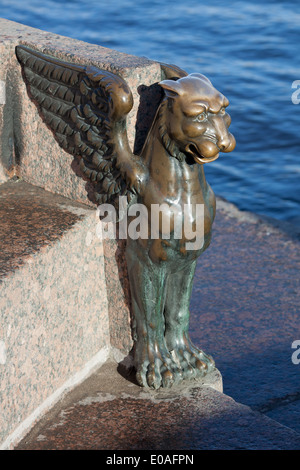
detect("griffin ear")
(159, 79), (183, 98)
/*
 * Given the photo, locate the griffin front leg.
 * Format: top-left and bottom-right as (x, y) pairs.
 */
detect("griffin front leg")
(164, 260), (215, 380)
(126, 239), (183, 389)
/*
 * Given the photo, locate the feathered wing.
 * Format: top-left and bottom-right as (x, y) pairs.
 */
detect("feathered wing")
(16, 45), (138, 207)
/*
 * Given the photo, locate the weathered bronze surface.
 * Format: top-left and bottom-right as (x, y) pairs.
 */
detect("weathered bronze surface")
(16, 45), (235, 389)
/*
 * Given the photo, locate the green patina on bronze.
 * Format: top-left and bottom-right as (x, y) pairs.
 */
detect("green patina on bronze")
(16, 45), (235, 389)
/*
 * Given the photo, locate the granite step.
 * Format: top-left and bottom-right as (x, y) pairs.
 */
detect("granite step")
(0, 179), (113, 447)
(15, 359), (300, 451)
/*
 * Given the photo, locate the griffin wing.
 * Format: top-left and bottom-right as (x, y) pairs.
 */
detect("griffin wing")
(16, 45), (138, 207)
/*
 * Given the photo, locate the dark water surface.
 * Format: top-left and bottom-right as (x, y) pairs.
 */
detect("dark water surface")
(1, 0), (300, 224)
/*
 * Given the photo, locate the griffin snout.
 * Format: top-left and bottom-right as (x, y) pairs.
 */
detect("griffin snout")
(210, 113), (235, 152)
(186, 128), (235, 164)
(217, 134), (230, 151)
(186, 116), (236, 164)
(216, 131), (236, 153)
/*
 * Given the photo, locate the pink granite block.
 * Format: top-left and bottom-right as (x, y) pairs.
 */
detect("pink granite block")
(0, 180), (111, 445)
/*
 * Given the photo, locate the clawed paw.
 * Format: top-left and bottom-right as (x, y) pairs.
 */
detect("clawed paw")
(170, 339), (215, 380)
(136, 355), (183, 390)
(135, 337), (214, 389)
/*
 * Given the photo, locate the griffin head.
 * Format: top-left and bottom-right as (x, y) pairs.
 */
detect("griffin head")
(159, 73), (236, 164)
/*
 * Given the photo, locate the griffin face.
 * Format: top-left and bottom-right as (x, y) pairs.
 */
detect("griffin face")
(159, 73), (236, 164)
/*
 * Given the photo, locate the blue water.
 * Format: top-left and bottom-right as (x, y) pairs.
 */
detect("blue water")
(1, 0), (300, 224)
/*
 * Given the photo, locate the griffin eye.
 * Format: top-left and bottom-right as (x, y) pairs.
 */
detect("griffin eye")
(194, 112), (207, 122)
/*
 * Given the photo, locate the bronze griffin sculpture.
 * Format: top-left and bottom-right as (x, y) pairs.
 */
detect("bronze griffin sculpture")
(16, 45), (235, 389)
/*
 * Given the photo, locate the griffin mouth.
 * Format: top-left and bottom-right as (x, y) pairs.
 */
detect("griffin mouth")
(187, 143), (219, 164)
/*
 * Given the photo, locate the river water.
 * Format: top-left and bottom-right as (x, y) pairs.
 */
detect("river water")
(1, 0), (300, 224)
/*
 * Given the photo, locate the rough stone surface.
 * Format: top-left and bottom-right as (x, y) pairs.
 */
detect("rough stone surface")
(0, 180), (110, 445)
(15, 360), (300, 450)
